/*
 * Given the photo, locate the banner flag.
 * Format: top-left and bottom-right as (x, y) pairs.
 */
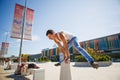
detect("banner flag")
(1, 42), (9, 54)
(24, 8), (34, 40)
(11, 4), (24, 39)
(0, 50), (2, 57)
(11, 4), (34, 40)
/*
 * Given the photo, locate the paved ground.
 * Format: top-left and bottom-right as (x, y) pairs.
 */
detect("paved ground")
(0, 62), (120, 80)
(38, 62), (120, 80)
(0, 65), (29, 80)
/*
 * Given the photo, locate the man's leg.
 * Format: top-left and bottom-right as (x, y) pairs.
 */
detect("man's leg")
(59, 52), (64, 63)
(71, 38), (99, 69)
(55, 52), (64, 66)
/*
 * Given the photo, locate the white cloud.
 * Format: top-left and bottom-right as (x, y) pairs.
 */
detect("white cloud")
(4, 32), (9, 35)
(32, 35), (40, 41)
(16, 39), (27, 42)
(15, 35), (40, 42)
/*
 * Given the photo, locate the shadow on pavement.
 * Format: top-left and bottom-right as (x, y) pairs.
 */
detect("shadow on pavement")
(72, 64), (112, 68)
(6, 74), (30, 80)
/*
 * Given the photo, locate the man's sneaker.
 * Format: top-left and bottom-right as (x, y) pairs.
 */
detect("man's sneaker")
(90, 62), (99, 69)
(55, 63), (61, 66)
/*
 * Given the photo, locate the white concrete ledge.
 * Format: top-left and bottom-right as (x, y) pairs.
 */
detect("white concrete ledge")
(60, 61), (72, 80)
(74, 61), (112, 67)
(32, 68), (45, 80)
(10, 64), (17, 69)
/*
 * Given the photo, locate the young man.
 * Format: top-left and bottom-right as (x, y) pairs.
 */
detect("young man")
(46, 29), (99, 69)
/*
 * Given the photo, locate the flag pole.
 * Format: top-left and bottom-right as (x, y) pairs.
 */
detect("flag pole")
(18, 0), (27, 65)
(3, 31), (9, 66)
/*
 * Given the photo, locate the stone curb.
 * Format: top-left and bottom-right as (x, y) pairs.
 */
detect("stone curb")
(74, 61), (112, 67)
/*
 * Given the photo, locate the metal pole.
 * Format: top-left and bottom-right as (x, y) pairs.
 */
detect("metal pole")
(4, 32), (9, 54)
(3, 31), (9, 66)
(18, 0), (27, 65)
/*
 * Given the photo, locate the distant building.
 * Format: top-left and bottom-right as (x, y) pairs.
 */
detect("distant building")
(80, 33), (120, 53)
(29, 53), (42, 61)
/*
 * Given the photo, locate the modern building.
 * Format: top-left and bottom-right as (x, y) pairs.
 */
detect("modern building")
(29, 53), (42, 61)
(80, 33), (120, 53)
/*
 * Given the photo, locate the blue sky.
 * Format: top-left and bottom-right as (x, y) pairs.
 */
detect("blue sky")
(0, 0), (120, 57)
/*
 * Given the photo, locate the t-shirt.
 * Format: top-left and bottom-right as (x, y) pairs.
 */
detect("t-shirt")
(57, 31), (74, 42)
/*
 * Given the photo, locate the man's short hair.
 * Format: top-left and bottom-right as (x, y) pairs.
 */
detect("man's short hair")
(46, 29), (55, 36)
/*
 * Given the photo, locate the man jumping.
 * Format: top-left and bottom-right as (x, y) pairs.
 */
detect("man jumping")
(46, 29), (99, 69)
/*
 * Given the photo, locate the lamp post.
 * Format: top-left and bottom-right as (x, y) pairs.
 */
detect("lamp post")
(18, 0), (27, 65)
(3, 31), (9, 66)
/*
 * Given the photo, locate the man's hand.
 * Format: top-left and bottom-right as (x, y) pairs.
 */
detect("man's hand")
(64, 55), (70, 63)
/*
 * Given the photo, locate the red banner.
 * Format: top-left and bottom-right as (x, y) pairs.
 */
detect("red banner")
(0, 50), (2, 57)
(24, 8), (34, 40)
(11, 4), (24, 39)
(1, 42), (9, 54)
(11, 4), (34, 40)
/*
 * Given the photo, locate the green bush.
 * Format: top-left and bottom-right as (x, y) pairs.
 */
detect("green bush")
(75, 55), (87, 62)
(93, 54), (111, 61)
(75, 53), (111, 62)
(38, 56), (50, 62)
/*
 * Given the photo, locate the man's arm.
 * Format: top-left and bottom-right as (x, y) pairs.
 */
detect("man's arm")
(54, 39), (66, 56)
(59, 32), (70, 59)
